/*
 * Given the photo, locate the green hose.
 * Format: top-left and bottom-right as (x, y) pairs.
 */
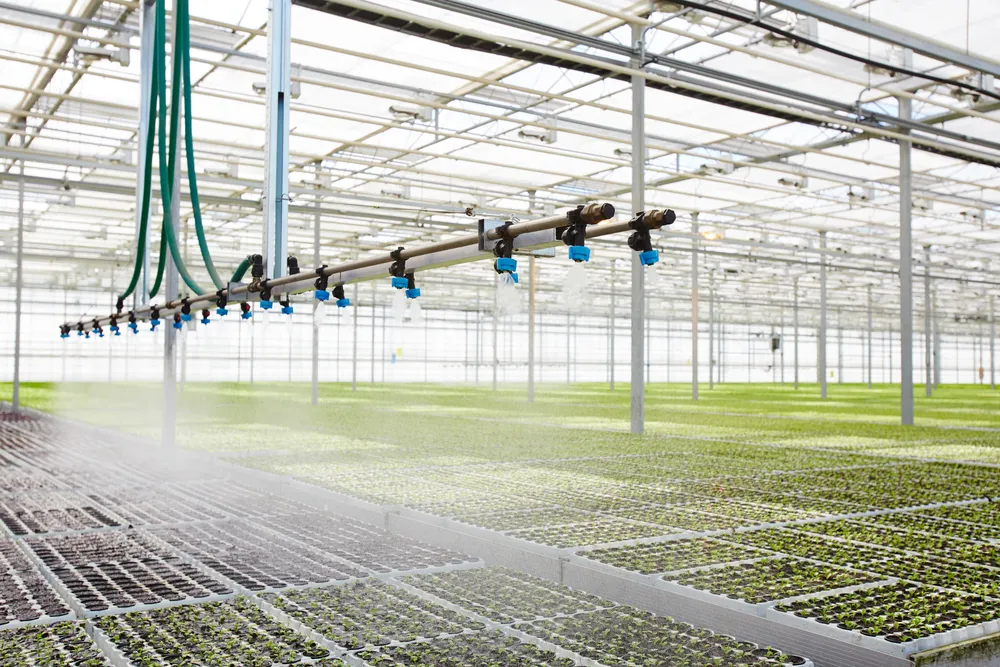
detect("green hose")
(116, 36), (159, 304)
(179, 0), (224, 291)
(230, 256), (252, 283)
(151, 0), (204, 296)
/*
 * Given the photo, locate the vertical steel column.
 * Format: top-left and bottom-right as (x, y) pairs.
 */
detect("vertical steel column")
(991, 295), (996, 390)
(475, 291), (480, 385)
(708, 275), (715, 391)
(924, 246), (932, 397)
(528, 256), (536, 401)
(12, 151), (24, 409)
(819, 231), (828, 399)
(794, 278), (799, 390)
(493, 276), (499, 391)
(837, 309), (843, 384)
(262, 0), (291, 280)
(424, 310), (429, 383)
(135, 0), (156, 309)
(933, 291), (942, 388)
(630, 23), (646, 433)
(311, 199), (320, 404)
(610, 259), (616, 391)
(691, 212), (700, 401)
(780, 309), (785, 385)
(464, 311), (469, 383)
(370, 282), (376, 384)
(899, 96), (915, 425)
(162, 13), (181, 448)
(566, 312), (571, 384)
(351, 283), (358, 392)
(868, 286), (874, 389)
(381, 304), (386, 382)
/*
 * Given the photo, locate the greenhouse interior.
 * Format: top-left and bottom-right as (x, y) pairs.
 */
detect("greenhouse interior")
(1, 0), (1000, 665)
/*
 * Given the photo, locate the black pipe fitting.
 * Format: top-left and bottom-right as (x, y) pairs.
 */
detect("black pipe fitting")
(251, 254), (264, 279)
(389, 247), (406, 278)
(216, 290), (228, 309)
(287, 256), (300, 275)
(315, 266), (329, 291)
(332, 285), (346, 301)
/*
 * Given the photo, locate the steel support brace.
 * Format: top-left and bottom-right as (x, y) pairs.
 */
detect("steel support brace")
(630, 23), (646, 434)
(262, 0), (292, 280)
(819, 231), (828, 400)
(691, 213), (700, 401)
(899, 97), (915, 425)
(764, 0), (1000, 79)
(924, 246), (933, 397)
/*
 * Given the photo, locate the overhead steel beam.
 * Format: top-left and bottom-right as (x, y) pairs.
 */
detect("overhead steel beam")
(262, 0), (292, 280)
(764, 0), (1000, 78)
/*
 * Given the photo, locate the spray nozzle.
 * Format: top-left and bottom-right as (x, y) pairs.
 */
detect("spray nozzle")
(109, 318), (120, 336)
(216, 291), (229, 317)
(405, 273), (420, 299)
(560, 205), (595, 263)
(76, 323), (84, 337)
(333, 285), (350, 308)
(390, 247), (411, 290)
(201, 309), (211, 325)
(59, 325), (70, 339)
(259, 284), (273, 308)
(280, 299), (293, 315)
(240, 302), (252, 320)
(93, 319), (104, 338)
(150, 307), (161, 331)
(173, 313), (183, 330)
(128, 312), (138, 333)
(315, 268), (330, 301)
(180, 301), (193, 322)
(627, 209), (675, 267)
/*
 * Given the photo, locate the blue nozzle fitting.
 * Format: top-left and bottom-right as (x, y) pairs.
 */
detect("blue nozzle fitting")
(281, 304), (294, 315)
(201, 318), (210, 325)
(639, 249), (659, 266)
(405, 288), (421, 300)
(510, 273), (519, 284)
(495, 257), (517, 274)
(240, 311), (252, 320)
(61, 332), (69, 339)
(336, 298), (351, 308)
(77, 330), (83, 337)
(97, 331), (104, 338)
(260, 300), (273, 310)
(391, 276), (408, 290)
(181, 313), (193, 322)
(216, 307), (228, 317)
(128, 322), (138, 334)
(568, 246), (591, 263)
(85, 332), (91, 339)
(150, 319), (160, 332)
(314, 289), (330, 302)
(110, 325), (119, 334)
(173, 320), (183, 330)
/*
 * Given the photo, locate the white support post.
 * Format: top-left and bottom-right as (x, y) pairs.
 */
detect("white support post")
(709, 274), (715, 391)
(837, 309), (843, 384)
(630, 23), (646, 433)
(991, 295), (996, 390)
(162, 11), (181, 448)
(370, 282), (376, 384)
(262, 0), (291, 280)
(899, 95), (915, 425)
(311, 199), (320, 405)
(610, 259), (616, 391)
(493, 276), (499, 391)
(12, 150), (24, 410)
(819, 231), (828, 399)
(566, 312), (571, 384)
(528, 256), (536, 401)
(794, 278), (799, 390)
(924, 245), (933, 397)
(691, 212), (700, 401)
(868, 286), (874, 389)
(351, 283), (358, 392)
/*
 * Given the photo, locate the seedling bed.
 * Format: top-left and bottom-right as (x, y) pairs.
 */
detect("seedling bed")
(0, 539), (72, 627)
(25, 530), (232, 615)
(86, 487), (229, 527)
(0, 491), (121, 536)
(150, 519), (369, 591)
(256, 511), (475, 575)
(92, 597), (334, 666)
(582, 537), (768, 575)
(508, 518), (668, 548)
(0, 621), (109, 666)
